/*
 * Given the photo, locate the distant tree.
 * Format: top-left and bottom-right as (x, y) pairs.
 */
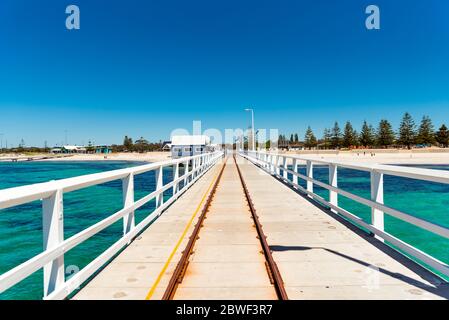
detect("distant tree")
(353, 130), (360, 147)
(417, 115), (435, 146)
(278, 134), (284, 147)
(134, 136), (149, 153)
(436, 124), (449, 148)
(376, 119), (395, 148)
(123, 135), (133, 151)
(398, 112), (416, 149)
(266, 140), (271, 149)
(322, 128), (332, 149)
(359, 121), (375, 148)
(331, 122), (342, 149)
(294, 133), (299, 143)
(304, 126), (317, 150)
(290, 134), (294, 143)
(342, 121), (358, 148)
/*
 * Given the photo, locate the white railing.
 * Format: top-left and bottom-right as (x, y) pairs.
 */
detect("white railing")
(0, 151), (223, 299)
(240, 150), (449, 280)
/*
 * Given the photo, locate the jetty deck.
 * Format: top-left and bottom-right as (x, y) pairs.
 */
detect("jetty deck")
(74, 155), (449, 300)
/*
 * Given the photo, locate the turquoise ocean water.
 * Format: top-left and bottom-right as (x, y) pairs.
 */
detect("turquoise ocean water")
(0, 161), (179, 300)
(0, 161), (448, 299)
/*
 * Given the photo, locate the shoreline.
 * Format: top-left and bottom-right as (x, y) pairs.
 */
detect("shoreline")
(282, 149), (449, 165)
(0, 152), (172, 164)
(1, 150), (449, 165)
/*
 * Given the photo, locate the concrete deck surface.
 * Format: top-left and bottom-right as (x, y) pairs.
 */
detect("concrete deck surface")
(73, 154), (449, 300)
(74, 161), (224, 300)
(172, 157), (276, 300)
(237, 157), (449, 300)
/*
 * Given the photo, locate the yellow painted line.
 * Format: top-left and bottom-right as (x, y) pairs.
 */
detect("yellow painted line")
(145, 162), (223, 300)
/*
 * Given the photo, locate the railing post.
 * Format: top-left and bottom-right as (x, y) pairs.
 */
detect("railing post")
(155, 166), (164, 209)
(122, 173), (135, 235)
(42, 189), (65, 297)
(283, 157), (288, 180)
(292, 158), (298, 186)
(193, 158), (198, 179)
(371, 170), (384, 240)
(306, 160), (314, 197)
(173, 163), (180, 196)
(184, 160), (190, 187)
(329, 164), (338, 212)
(275, 156), (281, 176)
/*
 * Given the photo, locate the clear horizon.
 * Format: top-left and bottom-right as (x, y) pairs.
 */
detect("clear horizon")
(1, 0), (449, 147)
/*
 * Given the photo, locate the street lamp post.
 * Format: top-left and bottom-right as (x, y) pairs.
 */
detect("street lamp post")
(244, 108), (255, 151)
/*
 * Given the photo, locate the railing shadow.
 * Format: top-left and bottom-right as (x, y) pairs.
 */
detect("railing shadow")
(239, 154), (449, 299)
(269, 245), (449, 299)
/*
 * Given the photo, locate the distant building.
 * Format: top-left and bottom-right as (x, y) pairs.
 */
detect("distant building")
(95, 145), (112, 154)
(171, 135), (212, 159)
(51, 145), (87, 154)
(162, 141), (171, 151)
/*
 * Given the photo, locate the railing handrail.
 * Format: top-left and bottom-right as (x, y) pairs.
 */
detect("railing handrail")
(0, 153), (216, 210)
(240, 150), (449, 280)
(253, 150), (449, 184)
(0, 151), (223, 299)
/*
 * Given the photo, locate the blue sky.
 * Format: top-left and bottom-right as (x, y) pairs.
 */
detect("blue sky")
(0, 0), (448, 147)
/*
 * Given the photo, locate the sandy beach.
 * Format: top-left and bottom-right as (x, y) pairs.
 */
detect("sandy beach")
(0, 152), (172, 163)
(45, 151), (172, 163)
(282, 149), (449, 165)
(1, 149), (449, 165)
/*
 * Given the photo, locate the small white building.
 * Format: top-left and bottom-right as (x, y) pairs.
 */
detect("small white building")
(51, 145), (87, 154)
(171, 135), (211, 159)
(161, 141), (172, 151)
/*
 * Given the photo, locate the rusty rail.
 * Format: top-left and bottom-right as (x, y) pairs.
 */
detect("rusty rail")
(233, 155), (289, 300)
(162, 158), (227, 299)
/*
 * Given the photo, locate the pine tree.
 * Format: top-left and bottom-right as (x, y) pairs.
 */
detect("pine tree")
(353, 130), (360, 147)
(323, 128), (331, 150)
(331, 122), (342, 149)
(376, 119), (395, 148)
(436, 124), (449, 147)
(278, 135), (284, 145)
(417, 115), (435, 146)
(398, 112), (416, 149)
(359, 121), (375, 148)
(342, 121), (357, 148)
(304, 126), (317, 150)
(266, 140), (272, 149)
(123, 136), (133, 151)
(294, 133), (299, 143)
(290, 134), (294, 143)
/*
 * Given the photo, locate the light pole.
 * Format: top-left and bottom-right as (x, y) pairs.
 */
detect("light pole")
(244, 108), (255, 151)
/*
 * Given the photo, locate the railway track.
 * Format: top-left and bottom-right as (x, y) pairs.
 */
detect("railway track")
(162, 155), (288, 300)
(233, 155), (288, 300)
